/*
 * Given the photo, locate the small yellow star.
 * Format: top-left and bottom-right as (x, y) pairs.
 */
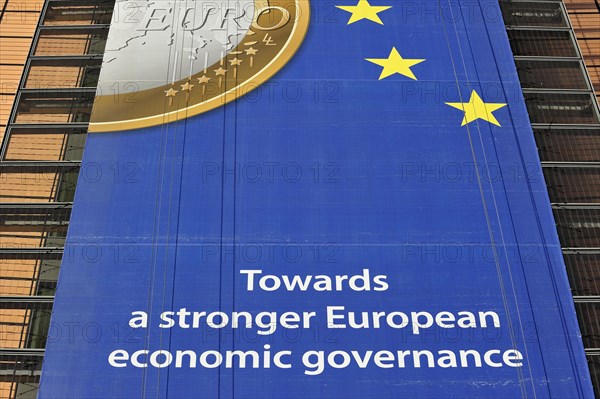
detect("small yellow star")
(164, 87), (178, 97)
(214, 67), (227, 76)
(197, 75), (211, 84)
(180, 81), (194, 91)
(245, 47), (258, 55)
(229, 58), (243, 66)
(446, 90), (507, 126)
(336, 0), (391, 25)
(365, 47), (425, 80)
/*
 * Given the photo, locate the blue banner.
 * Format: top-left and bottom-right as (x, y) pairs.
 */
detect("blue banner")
(40, 0), (593, 397)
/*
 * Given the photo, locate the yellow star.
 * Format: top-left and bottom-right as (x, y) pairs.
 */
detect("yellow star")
(164, 87), (178, 97)
(365, 47), (425, 80)
(197, 75), (211, 84)
(336, 0), (391, 24)
(180, 81), (194, 91)
(214, 67), (227, 76)
(229, 58), (243, 66)
(245, 47), (258, 55)
(445, 90), (507, 126)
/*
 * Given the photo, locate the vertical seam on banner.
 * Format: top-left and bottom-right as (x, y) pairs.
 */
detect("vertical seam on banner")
(163, 3), (197, 395)
(218, 7), (232, 391)
(232, 21), (240, 398)
(143, 85), (168, 399)
(456, 0), (554, 395)
(218, 103), (227, 399)
(156, 47), (183, 399)
(436, 0), (527, 396)
(165, 54), (192, 399)
(144, 2), (183, 397)
(452, 0), (540, 395)
(142, 2), (181, 396)
(163, 1), (195, 396)
(230, 80), (238, 399)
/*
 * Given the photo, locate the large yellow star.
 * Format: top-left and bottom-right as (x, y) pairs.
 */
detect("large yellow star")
(365, 47), (425, 80)
(446, 90), (507, 126)
(336, 0), (391, 25)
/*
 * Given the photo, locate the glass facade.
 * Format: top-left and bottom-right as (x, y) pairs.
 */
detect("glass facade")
(0, 1), (113, 397)
(0, 0), (598, 397)
(501, 0), (600, 394)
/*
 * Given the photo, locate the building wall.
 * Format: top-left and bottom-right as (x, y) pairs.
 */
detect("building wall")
(0, 1), (111, 397)
(564, 0), (600, 97)
(501, 0), (600, 395)
(0, 0), (598, 398)
(1, 2), (44, 398)
(0, 0), (43, 141)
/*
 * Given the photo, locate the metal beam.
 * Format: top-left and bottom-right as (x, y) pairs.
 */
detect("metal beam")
(38, 24), (109, 30)
(0, 349), (45, 357)
(0, 296), (54, 304)
(19, 88), (98, 95)
(0, 248), (63, 259)
(562, 247), (600, 254)
(542, 162), (600, 167)
(0, 161), (80, 173)
(573, 296), (600, 303)
(531, 123), (600, 129)
(552, 204), (600, 209)
(30, 55), (103, 61)
(0, 297), (54, 309)
(7, 123), (89, 132)
(0, 202), (72, 209)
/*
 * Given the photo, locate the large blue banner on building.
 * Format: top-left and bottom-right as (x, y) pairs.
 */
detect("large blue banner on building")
(39, 0), (593, 397)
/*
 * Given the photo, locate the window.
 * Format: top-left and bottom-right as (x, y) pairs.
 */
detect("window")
(586, 355), (600, 399)
(575, 302), (600, 348)
(0, 206), (72, 249)
(508, 30), (578, 57)
(554, 208), (600, 247)
(34, 28), (109, 56)
(14, 92), (95, 124)
(501, 2), (568, 28)
(516, 60), (589, 90)
(564, 253), (600, 296)
(0, 257), (60, 296)
(524, 93), (600, 124)
(534, 128), (600, 162)
(0, 169), (79, 203)
(42, 0), (114, 25)
(25, 59), (102, 89)
(4, 127), (87, 161)
(544, 167), (600, 203)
